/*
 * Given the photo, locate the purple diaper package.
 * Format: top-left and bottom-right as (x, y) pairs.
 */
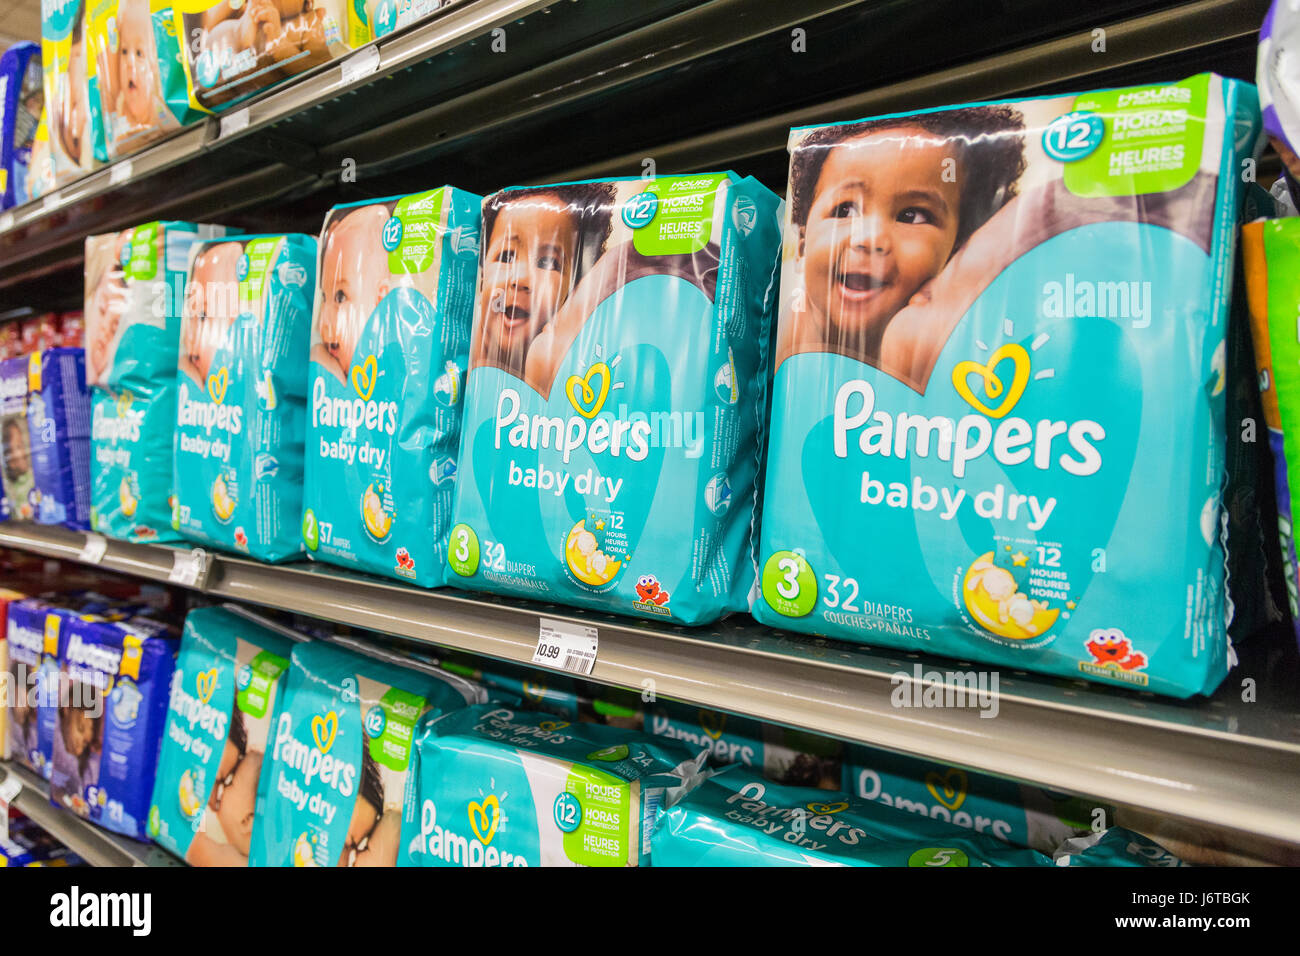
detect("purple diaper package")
(27, 347), (92, 529)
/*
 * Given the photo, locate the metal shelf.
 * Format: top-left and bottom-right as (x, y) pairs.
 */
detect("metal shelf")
(0, 763), (185, 867)
(2, 521), (1298, 863)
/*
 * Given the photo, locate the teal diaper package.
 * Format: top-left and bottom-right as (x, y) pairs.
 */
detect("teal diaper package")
(449, 174), (783, 624)
(437, 651), (587, 719)
(651, 769), (1053, 867)
(173, 234), (316, 561)
(86, 221), (229, 542)
(249, 640), (484, 867)
(400, 705), (708, 867)
(149, 606), (297, 866)
(755, 75), (1262, 697)
(301, 187), (482, 586)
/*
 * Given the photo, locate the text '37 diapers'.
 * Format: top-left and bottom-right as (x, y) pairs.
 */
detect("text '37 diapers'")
(248, 640), (484, 867)
(449, 174), (783, 624)
(755, 74), (1263, 698)
(173, 234), (315, 561)
(86, 221), (228, 542)
(302, 187), (481, 586)
(399, 705), (708, 867)
(149, 606), (297, 865)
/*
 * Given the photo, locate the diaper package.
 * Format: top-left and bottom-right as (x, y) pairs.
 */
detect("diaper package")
(1259, 0), (1300, 182)
(369, 0), (448, 39)
(249, 640), (484, 867)
(4, 598), (55, 776)
(174, 233), (315, 561)
(42, 0), (108, 185)
(0, 356), (36, 521)
(174, 0), (350, 112)
(302, 187), (481, 586)
(437, 652), (587, 720)
(27, 347), (93, 529)
(25, 106), (56, 200)
(86, 221), (229, 542)
(0, 587), (25, 760)
(1243, 216), (1300, 646)
(450, 174), (783, 624)
(651, 770), (1054, 867)
(0, 816), (84, 866)
(149, 606), (297, 865)
(48, 611), (178, 839)
(755, 74), (1262, 697)
(0, 42), (42, 209)
(400, 705), (708, 867)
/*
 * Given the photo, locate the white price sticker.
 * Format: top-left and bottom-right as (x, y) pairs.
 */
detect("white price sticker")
(77, 533), (108, 564)
(109, 159), (134, 185)
(219, 108), (250, 138)
(0, 771), (20, 842)
(0, 212), (13, 232)
(169, 547), (211, 588)
(533, 617), (598, 675)
(339, 45), (380, 86)
(42, 192), (62, 213)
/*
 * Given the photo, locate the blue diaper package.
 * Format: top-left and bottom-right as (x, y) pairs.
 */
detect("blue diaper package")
(249, 640), (484, 867)
(47, 611), (178, 839)
(150, 606), (298, 865)
(0, 42), (42, 210)
(302, 187), (481, 586)
(754, 74), (1263, 697)
(400, 705), (708, 867)
(5, 598), (55, 776)
(449, 174), (783, 624)
(27, 347), (92, 529)
(86, 221), (229, 543)
(0, 355), (36, 520)
(173, 234), (316, 561)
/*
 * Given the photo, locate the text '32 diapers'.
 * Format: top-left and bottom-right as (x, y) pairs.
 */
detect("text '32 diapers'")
(27, 347), (93, 529)
(249, 640), (484, 867)
(302, 187), (481, 586)
(448, 174), (783, 624)
(149, 606), (297, 865)
(86, 221), (228, 542)
(399, 705), (708, 867)
(755, 74), (1263, 698)
(173, 234), (315, 561)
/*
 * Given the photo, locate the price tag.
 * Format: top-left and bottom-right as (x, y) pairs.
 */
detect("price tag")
(533, 617), (598, 675)
(339, 45), (380, 86)
(42, 192), (62, 213)
(77, 533), (108, 564)
(0, 212), (13, 232)
(109, 159), (134, 185)
(168, 547), (211, 588)
(0, 771), (20, 843)
(219, 108), (250, 139)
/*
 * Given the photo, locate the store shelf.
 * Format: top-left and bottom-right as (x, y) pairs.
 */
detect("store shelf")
(0, 763), (184, 867)
(3, 521), (1299, 863)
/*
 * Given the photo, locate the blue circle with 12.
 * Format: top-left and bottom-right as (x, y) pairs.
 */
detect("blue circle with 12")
(553, 791), (583, 833)
(622, 192), (659, 229)
(365, 705), (387, 737)
(236, 665), (252, 690)
(1042, 112), (1105, 162)
(381, 216), (404, 251)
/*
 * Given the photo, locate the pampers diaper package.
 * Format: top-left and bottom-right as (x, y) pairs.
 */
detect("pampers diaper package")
(302, 187), (481, 586)
(400, 705), (708, 867)
(0, 42), (43, 209)
(450, 174), (783, 624)
(27, 347), (93, 529)
(249, 640), (484, 867)
(150, 606), (297, 865)
(174, 234), (315, 561)
(0, 356), (36, 521)
(86, 221), (228, 542)
(42, 0), (107, 185)
(755, 74), (1262, 697)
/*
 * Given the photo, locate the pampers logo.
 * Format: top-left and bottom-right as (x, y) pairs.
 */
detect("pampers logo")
(853, 767), (1014, 842)
(312, 356), (398, 436)
(724, 781), (866, 852)
(411, 786), (529, 867)
(167, 667), (229, 763)
(177, 379), (244, 435)
(92, 394), (144, 445)
(649, 710), (756, 765)
(271, 709), (356, 828)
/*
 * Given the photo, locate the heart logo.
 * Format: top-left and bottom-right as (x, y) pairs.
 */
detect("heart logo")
(805, 801), (849, 815)
(194, 668), (218, 705)
(925, 768), (968, 811)
(311, 711), (338, 754)
(951, 343), (1030, 419)
(698, 710), (726, 740)
(116, 391), (134, 417)
(538, 720), (570, 732)
(468, 794), (500, 845)
(207, 367), (229, 405)
(565, 362), (611, 419)
(351, 355), (378, 402)
(522, 680), (547, 701)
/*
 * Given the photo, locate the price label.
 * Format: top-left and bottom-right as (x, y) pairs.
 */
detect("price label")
(42, 192), (62, 213)
(169, 547), (211, 588)
(339, 45), (380, 86)
(77, 533), (108, 564)
(0, 212), (13, 232)
(219, 108), (250, 139)
(109, 160), (134, 186)
(0, 771), (20, 843)
(533, 617), (598, 675)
